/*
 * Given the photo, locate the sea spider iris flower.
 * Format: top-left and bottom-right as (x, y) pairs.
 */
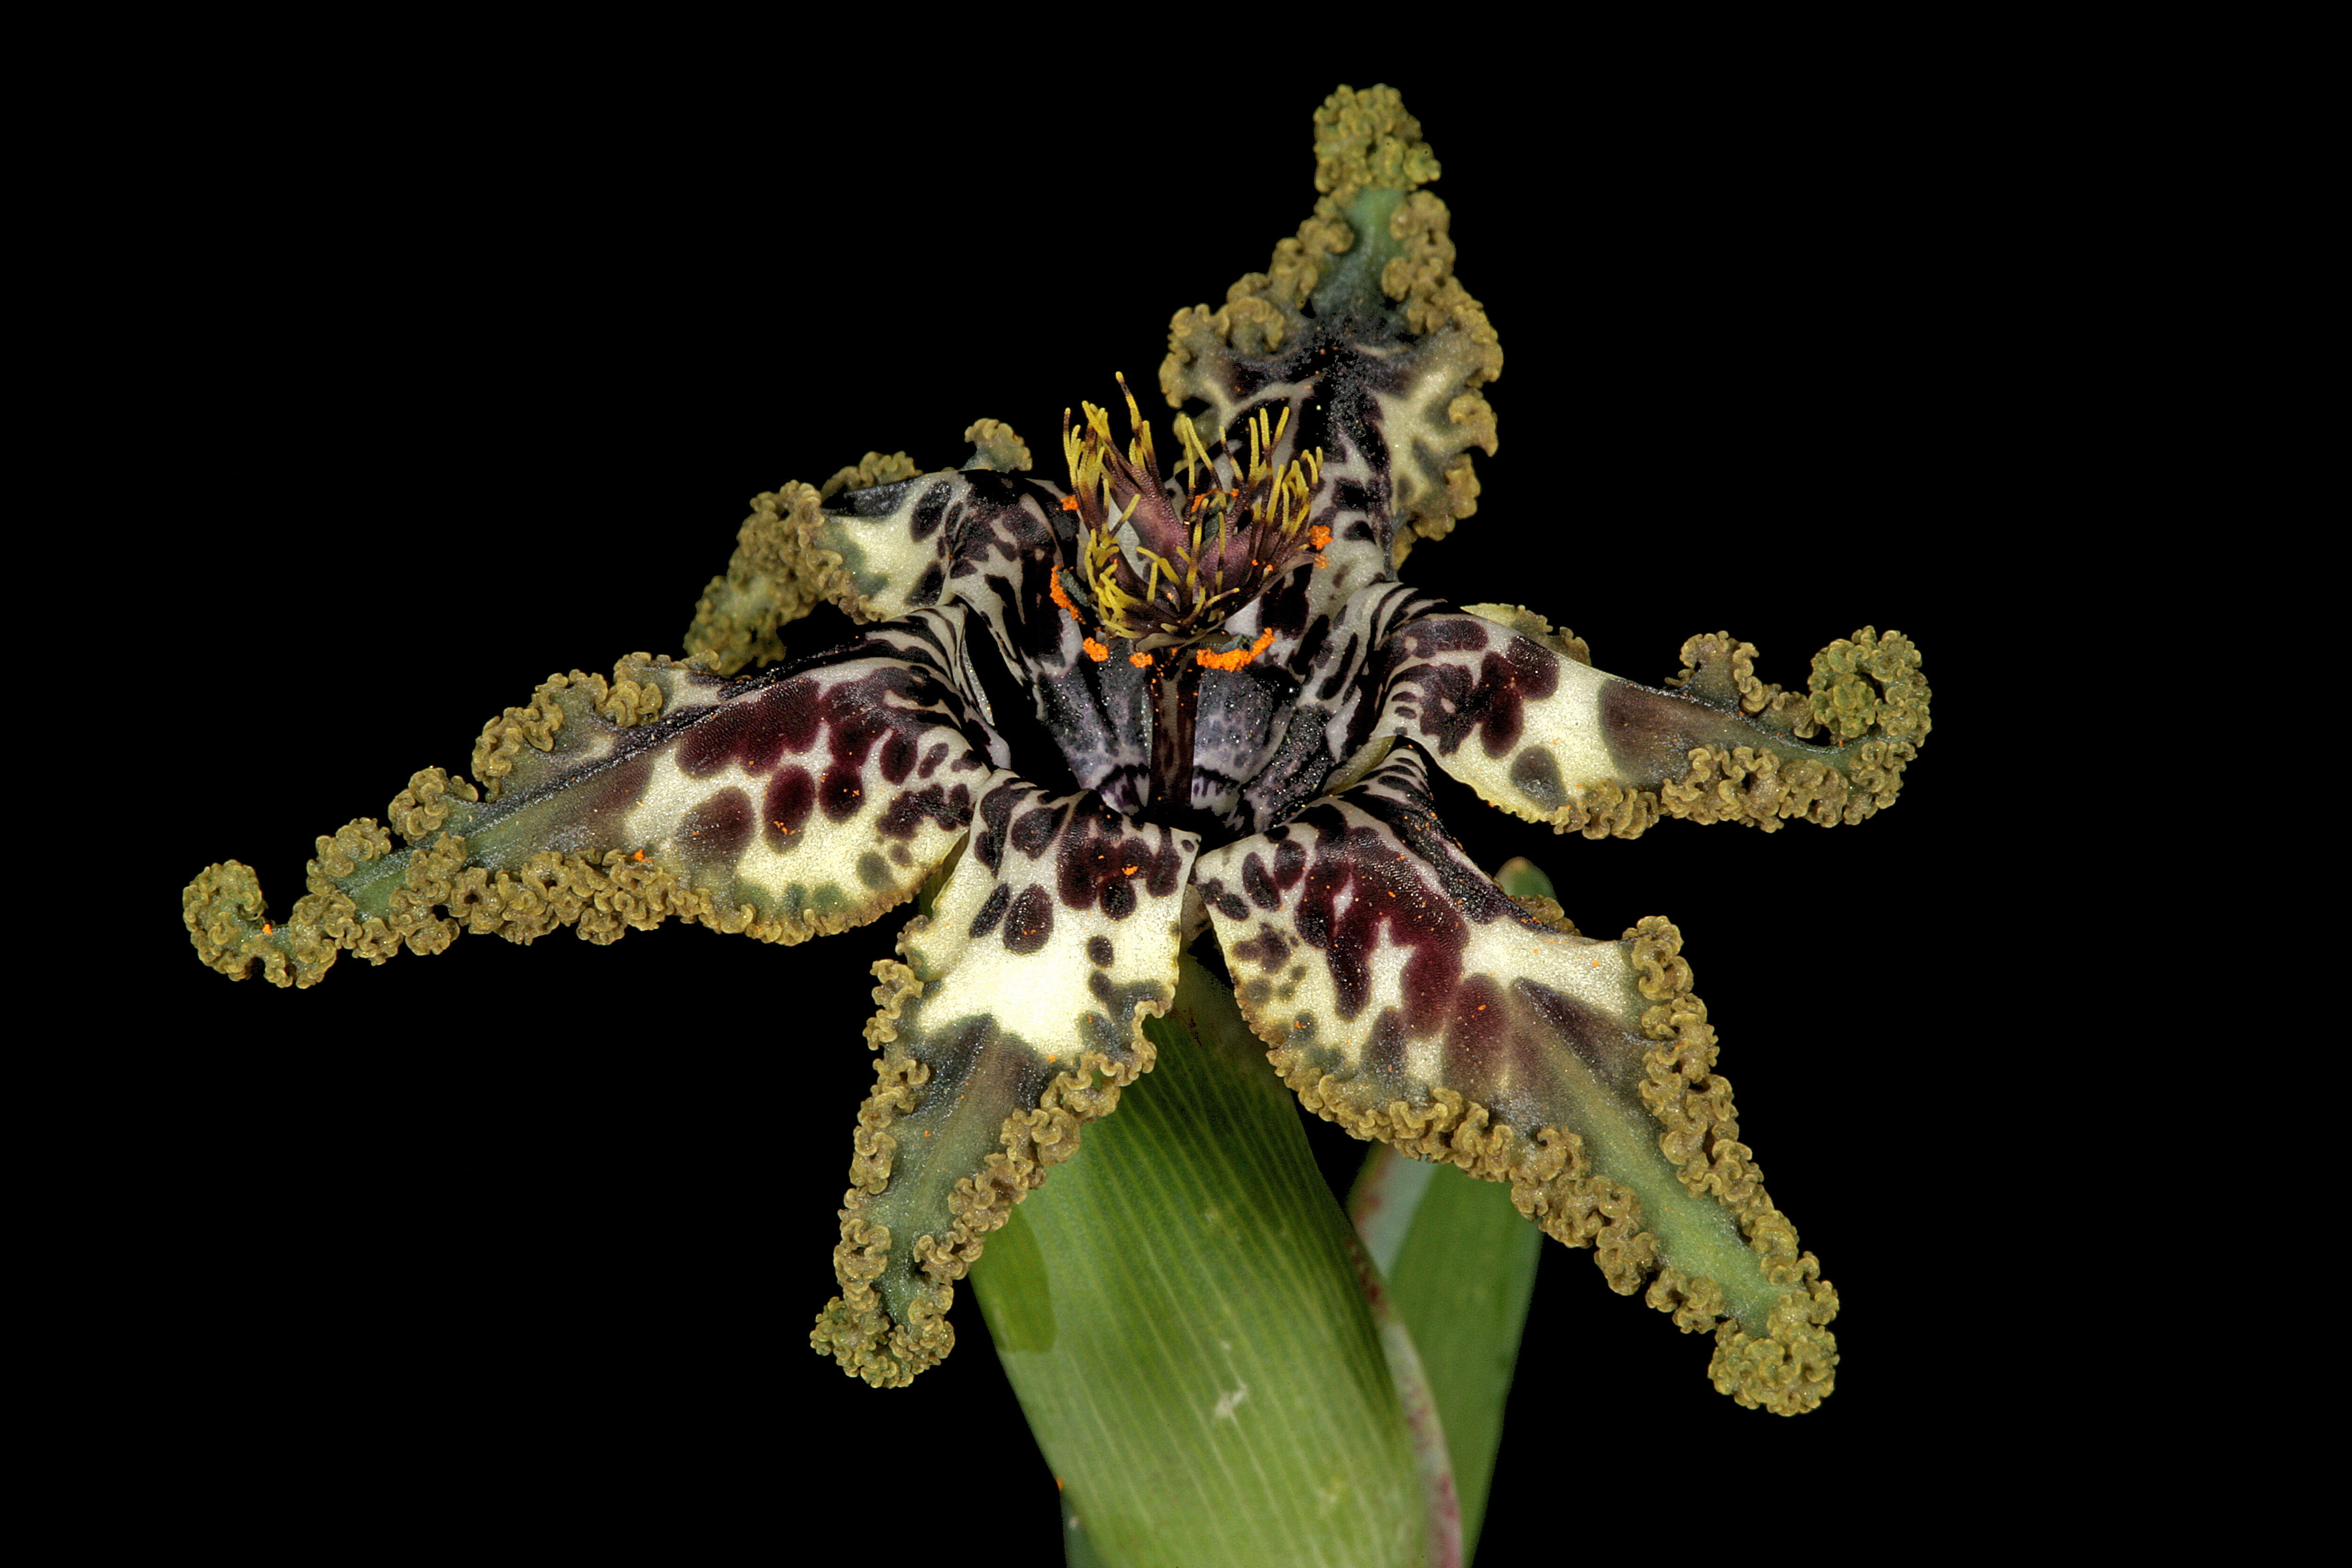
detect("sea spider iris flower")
(181, 86), (1928, 1419)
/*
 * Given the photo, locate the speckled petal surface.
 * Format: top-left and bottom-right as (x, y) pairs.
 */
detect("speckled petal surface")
(813, 774), (1198, 1386)
(1372, 610), (1929, 839)
(1193, 743), (1839, 1414)
(183, 612), (1010, 987)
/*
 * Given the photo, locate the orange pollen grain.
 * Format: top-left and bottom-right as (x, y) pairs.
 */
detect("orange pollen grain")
(1123, 865), (1138, 875)
(1128, 651), (1152, 668)
(1049, 563), (1082, 624)
(261, 922), (273, 935)
(1083, 637), (1110, 662)
(1060, 495), (1080, 512)
(1309, 525), (1331, 550)
(1192, 627), (1276, 672)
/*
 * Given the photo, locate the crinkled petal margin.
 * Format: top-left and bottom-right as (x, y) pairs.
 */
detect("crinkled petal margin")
(1193, 743), (1836, 1413)
(1374, 610), (1930, 840)
(185, 611), (1009, 987)
(813, 773), (1198, 1385)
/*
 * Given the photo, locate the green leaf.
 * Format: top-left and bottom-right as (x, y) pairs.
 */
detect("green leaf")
(972, 955), (1427, 1568)
(1349, 1146), (1542, 1563)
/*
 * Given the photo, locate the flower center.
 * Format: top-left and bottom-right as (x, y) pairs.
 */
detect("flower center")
(1053, 375), (1327, 672)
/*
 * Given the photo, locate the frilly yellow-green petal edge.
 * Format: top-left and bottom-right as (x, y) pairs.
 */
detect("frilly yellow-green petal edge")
(683, 449), (934, 668)
(810, 919), (1168, 1387)
(1158, 83), (1499, 568)
(181, 648), (939, 988)
(1257, 912), (1835, 1416)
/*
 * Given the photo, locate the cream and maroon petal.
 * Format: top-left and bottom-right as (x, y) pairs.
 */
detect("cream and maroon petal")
(613, 608), (1006, 941)
(184, 613), (1006, 987)
(808, 467), (1065, 653)
(1192, 743), (1837, 1414)
(812, 774), (1198, 1386)
(1373, 610), (1932, 838)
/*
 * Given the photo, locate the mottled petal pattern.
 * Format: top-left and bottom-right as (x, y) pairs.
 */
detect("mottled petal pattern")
(618, 608), (1007, 935)
(1194, 743), (1838, 1413)
(183, 85), (1919, 1415)
(813, 774), (1198, 1386)
(810, 468), (1065, 652)
(183, 612), (1006, 988)
(1374, 610), (1931, 838)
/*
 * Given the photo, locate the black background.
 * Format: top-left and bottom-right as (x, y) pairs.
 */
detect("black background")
(116, 47), (2049, 1560)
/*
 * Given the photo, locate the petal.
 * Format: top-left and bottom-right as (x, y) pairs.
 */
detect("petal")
(1192, 743), (1838, 1414)
(183, 612), (1004, 987)
(1373, 608), (1932, 836)
(809, 464), (1170, 817)
(812, 775), (1198, 1386)
(808, 467), (1062, 654)
(1157, 84), (1501, 649)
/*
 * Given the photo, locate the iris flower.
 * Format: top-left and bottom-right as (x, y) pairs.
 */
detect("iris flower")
(181, 83), (1931, 1535)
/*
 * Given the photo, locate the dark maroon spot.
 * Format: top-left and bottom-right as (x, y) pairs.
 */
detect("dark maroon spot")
(908, 481), (952, 541)
(1205, 882), (1249, 922)
(1272, 836), (1307, 890)
(1399, 661), (1478, 757)
(1394, 634), (1567, 760)
(968, 882), (1012, 939)
(720, 683), (806, 774)
(763, 766), (817, 850)
(1003, 885), (1053, 954)
(1086, 935), (1113, 967)
(1294, 882), (1331, 949)
(677, 699), (761, 779)
(1052, 808), (1148, 916)
(677, 787), (753, 865)
(1511, 747), (1567, 809)
(771, 678), (824, 754)
(1100, 880), (1135, 920)
(1502, 636), (1561, 700)
(1241, 852), (1281, 910)
(1010, 802), (1062, 858)
(912, 562), (946, 604)
(917, 742), (948, 779)
(878, 728), (919, 785)
(819, 762), (870, 823)
(1147, 840), (1185, 898)
(975, 785), (1014, 869)
(876, 783), (973, 841)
